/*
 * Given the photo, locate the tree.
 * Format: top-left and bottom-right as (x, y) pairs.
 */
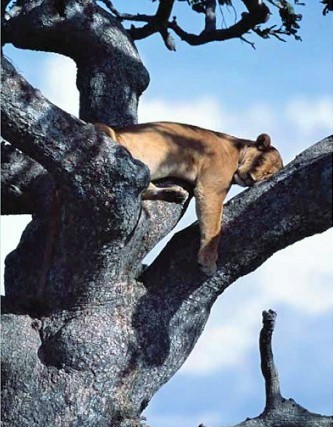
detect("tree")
(1, 1), (332, 426)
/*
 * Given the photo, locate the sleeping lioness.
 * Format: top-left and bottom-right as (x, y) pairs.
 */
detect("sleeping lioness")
(95, 122), (283, 276)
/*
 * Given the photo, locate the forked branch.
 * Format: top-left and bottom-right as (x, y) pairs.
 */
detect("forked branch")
(134, 0), (270, 48)
(102, 0), (324, 49)
(128, 0), (176, 50)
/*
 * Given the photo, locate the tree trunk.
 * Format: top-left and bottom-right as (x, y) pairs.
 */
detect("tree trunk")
(1, 1), (332, 426)
(1, 2), (191, 424)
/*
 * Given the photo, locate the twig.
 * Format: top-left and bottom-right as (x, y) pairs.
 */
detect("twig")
(240, 35), (256, 49)
(99, 0), (152, 22)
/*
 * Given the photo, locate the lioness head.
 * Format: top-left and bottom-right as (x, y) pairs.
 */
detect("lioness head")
(233, 134), (283, 187)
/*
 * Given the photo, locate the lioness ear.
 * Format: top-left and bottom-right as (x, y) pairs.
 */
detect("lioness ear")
(255, 133), (271, 150)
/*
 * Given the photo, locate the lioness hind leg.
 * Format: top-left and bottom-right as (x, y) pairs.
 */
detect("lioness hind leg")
(143, 183), (188, 203)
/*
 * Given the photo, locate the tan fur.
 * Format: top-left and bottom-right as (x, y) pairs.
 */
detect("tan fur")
(95, 122), (283, 275)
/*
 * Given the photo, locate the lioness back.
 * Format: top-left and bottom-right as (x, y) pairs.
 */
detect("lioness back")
(115, 122), (233, 182)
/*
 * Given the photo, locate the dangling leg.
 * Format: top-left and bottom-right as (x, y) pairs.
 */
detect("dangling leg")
(143, 182), (188, 203)
(194, 184), (227, 276)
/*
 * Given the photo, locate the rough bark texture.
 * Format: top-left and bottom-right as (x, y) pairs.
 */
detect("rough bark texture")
(1, 1), (332, 426)
(1, 141), (48, 214)
(2, 56), (332, 422)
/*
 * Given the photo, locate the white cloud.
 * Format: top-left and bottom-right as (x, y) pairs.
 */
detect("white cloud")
(139, 96), (278, 141)
(180, 303), (262, 375)
(285, 96), (333, 137)
(179, 285), (271, 376)
(139, 96), (224, 130)
(39, 54), (79, 116)
(259, 229), (333, 314)
(179, 230), (333, 376)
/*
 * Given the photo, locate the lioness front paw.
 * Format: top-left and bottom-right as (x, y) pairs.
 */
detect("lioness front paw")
(198, 257), (217, 276)
(198, 249), (218, 276)
(198, 261), (217, 276)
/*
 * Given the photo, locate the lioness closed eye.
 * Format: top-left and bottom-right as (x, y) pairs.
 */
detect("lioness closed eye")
(95, 122), (283, 276)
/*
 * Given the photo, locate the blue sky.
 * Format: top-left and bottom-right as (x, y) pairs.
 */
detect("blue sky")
(2, 1), (333, 426)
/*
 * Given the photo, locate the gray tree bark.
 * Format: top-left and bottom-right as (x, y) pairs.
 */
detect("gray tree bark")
(1, 1), (332, 426)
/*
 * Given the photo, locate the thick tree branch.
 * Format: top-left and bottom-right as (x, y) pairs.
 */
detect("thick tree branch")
(322, 0), (333, 15)
(76, 137), (331, 423)
(2, 91), (331, 427)
(129, 180), (193, 276)
(1, 56), (151, 309)
(1, 56), (152, 214)
(168, 0), (270, 46)
(1, 142), (49, 215)
(1, 56), (192, 310)
(3, 0), (149, 125)
(165, 0), (270, 46)
(143, 136), (332, 300)
(1, 56), (99, 187)
(205, 0), (217, 32)
(2, 2), (331, 425)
